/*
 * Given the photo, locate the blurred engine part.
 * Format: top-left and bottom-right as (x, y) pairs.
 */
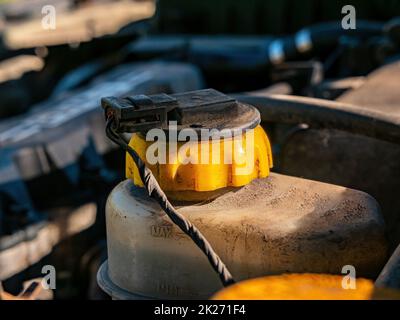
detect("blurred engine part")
(311, 76), (366, 100)
(0, 278), (52, 300)
(0, 204), (96, 281)
(0, 0), (155, 119)
(376, 243), (400, 290)
(154, 0), (400, 34)
(0, 0), (71, 22)
(2, 0), (155, 49)
(0, 55), (43, 83)
(125, 15), (399, 93)
(0, 55), (44, 118)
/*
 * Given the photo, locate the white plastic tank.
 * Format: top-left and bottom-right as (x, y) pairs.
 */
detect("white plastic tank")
(98, 173), (387, 299)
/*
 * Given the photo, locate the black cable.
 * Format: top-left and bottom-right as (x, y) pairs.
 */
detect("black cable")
(106, 118), (235, 287)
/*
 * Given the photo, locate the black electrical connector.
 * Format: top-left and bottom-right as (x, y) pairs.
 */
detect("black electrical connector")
(101, 89), (241, 134)
(101, 93), (179, 133)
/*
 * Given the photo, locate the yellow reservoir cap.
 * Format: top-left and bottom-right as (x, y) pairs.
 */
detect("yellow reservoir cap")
(212, 274), (400, 300)
(126, 125), (273, 194)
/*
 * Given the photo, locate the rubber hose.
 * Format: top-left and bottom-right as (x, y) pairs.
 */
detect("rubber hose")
(234, 94), (400, 145)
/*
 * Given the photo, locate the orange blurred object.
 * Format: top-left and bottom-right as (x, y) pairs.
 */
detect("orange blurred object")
(212, 274), (400, 300)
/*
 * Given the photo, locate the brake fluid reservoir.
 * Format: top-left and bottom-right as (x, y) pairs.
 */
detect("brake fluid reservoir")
(98, 89), (387, 299)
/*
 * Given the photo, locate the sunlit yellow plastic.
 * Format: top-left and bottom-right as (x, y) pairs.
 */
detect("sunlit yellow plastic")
(212, 274), (400, 300)
(126, 125), (273, 194)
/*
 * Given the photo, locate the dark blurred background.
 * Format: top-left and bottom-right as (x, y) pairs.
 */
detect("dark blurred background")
(1, 0), (400, 300)
(155, 0), (400, 34)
